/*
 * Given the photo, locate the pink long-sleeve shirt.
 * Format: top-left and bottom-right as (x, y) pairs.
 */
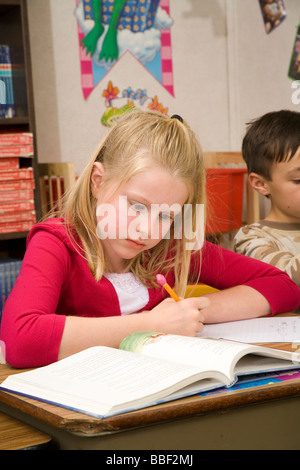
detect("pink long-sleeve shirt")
(1, 218), (300, 368)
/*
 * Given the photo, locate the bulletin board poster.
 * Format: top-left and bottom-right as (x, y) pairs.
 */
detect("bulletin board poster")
(288, 24), (300, 81)
(74, 0), (174, 100)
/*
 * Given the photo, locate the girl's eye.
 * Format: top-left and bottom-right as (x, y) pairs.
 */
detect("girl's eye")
(293, 180), (300, 185)
(130, 203), (147, 212)
(160, 212), (173, 221)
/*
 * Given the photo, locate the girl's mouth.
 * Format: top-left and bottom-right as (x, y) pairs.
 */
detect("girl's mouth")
(126, 239), (145, 249)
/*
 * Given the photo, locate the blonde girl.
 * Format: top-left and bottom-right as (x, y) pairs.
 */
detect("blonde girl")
(1, 109), (299, 368)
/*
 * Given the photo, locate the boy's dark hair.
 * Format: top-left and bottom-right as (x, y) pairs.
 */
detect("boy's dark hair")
(242, 110), (300, 180)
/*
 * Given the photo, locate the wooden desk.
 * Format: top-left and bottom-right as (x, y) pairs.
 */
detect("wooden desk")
(0, 342), (300, 450)
(0, 412), (52, 450)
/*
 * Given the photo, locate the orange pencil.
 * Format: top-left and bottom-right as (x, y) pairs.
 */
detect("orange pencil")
(156, 274), (180, 302)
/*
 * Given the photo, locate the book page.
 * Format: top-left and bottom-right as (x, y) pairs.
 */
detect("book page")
(0, 346), (211, 417)
(122, 333), (263, 382)
(198, 317), (300, 343)
(121, 333), (300, 384)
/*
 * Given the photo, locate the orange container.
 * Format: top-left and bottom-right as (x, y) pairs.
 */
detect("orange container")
(205, 168), (247, 234)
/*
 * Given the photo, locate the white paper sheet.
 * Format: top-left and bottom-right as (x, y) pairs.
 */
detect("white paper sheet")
(198, 317), (300, 343)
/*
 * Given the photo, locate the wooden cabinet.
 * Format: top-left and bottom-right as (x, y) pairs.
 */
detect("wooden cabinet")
(0, 0), (40, 258)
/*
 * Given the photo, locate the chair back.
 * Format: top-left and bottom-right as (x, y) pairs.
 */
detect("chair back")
(204, 152), (260, 225)
(39, 162), (75, 216)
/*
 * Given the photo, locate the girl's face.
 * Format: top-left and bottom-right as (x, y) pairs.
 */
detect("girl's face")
(91, 162), (189, 272)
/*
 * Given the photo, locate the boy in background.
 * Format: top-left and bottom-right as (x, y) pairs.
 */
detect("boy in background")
(234, 110), (300, 287)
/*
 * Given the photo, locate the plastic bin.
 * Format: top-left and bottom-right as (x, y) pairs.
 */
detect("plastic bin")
(205, 168), (247, 234)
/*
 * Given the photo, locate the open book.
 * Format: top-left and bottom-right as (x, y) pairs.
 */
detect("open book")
(1, 332), (300, 418)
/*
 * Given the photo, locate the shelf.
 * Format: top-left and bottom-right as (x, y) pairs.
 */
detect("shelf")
(0, 1), (22, 6)
(0, 231), (29, 241)
(0, 0), (41, 258)
(0, 117), (30, 126)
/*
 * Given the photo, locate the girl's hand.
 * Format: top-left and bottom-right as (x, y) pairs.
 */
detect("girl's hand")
(144, 297), (210, 337)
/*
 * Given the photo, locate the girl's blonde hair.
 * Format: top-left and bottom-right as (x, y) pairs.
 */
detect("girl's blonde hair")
(57, 109), (206, 297)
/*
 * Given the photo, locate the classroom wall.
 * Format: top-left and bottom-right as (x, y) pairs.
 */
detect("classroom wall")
(26, 0), (300, 176)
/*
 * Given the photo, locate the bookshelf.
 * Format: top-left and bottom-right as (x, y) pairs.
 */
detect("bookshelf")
(0, 0), (41, 258)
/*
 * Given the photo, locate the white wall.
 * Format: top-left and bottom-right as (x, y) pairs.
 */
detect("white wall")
(235, 0), (300, 139)
(27, 0), (300, 175)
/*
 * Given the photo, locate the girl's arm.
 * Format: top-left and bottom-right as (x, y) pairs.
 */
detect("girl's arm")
(3, 233), (299, 367)
(201, 285), (271, 324)
(0, 229), (209, 366)
(192, 241), (300, 316)
(58, 295), (209, 360)
(0, 231), (69, 368)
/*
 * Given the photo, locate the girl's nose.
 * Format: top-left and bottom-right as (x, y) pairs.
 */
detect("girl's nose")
(136, 213), (150, 239)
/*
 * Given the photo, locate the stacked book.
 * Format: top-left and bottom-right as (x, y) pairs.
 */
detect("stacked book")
(0, 130), (36, 234)
(0, 258), (22, 323)
(0, 44), (27, 118)
(0, 45), (14, 118)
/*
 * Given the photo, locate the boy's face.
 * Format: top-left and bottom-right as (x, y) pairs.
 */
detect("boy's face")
(265, 147), (300, 223)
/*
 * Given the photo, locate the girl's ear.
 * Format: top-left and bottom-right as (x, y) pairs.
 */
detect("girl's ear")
(91, 162), (105, 198)
(248, 172), (270, 197)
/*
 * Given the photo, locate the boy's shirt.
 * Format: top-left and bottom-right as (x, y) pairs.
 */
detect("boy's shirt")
(234, 220), (300, 287)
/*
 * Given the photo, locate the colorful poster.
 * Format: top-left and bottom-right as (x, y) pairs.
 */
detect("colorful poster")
(258, 0), (286, 34)
(100, 80), (169, 126)
(74, 0), (174, 99)
(288, 24), (300, 81)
